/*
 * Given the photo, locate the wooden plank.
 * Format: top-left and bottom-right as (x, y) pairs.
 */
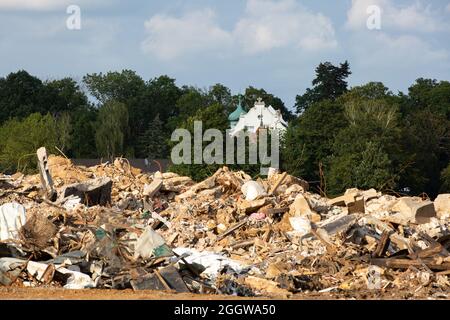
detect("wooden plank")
(372, 231), (391, 258)
(269, 172), (287, 195)
(371, 258), (450, 271)
(408, 243), (444, 260)
(231, 239), (255, 249)
(217, 218), (248, 241)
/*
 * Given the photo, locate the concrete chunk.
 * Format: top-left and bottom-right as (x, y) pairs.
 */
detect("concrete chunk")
(328, 191), (365, 214)
(434, 194), (450, 218)
(241, 181), (266, 201)
(60, 177), (112, 206)
(391, 197), (436, 224)
(36, 147), (56, 200)
(143, 179), (163, 198)
(290, 194), (312, 217)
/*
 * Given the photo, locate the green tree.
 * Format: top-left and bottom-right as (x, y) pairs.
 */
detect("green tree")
(406, 78), (450, 119)
(209, 83), (234, 114)
(326, 93), (402, 195)
(84, 70), (146, 155)
(169, 103), (228, 181)
(399, 79), (450, 196)
(0, 70), (45, 123)
(401, 110), (450, 196)
(69, 106), (98, 158)
(137, 115), (169, 159)
(0, 113), (58, 173)
(295, 61), (351, 114)
(281, 100), (347, 182)
(41, 78), (89, 115)
(56, 112), (72, 153)
(327, 141), (393, 195)
(167, 87), (210, 132)
(95, 101), (129, 159)
(83, 70), (145, 104)
(143, 75), (182, 121)
(0, 72), (89, 124)
(441, 164), (450, 193)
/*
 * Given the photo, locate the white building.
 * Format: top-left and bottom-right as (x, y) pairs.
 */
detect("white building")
(228, 97), (288, 136)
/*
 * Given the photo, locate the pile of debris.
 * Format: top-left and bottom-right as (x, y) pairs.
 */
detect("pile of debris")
(0, 148), (449, 299)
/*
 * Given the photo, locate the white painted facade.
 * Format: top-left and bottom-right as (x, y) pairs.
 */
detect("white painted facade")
(229, 98), (288, 136)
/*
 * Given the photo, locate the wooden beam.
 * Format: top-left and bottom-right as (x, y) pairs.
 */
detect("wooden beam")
(370, 258), (450, 271)
(372, 231), (391, 258)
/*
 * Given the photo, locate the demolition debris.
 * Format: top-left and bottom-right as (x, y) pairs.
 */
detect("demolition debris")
(0, 147), (449, 299)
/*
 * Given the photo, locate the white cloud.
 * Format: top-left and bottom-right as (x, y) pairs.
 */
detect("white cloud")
(142, 0), (337, 60)
(142, 9), (233, 60)
(446, 3), (450, 13)
(234, 0), (337, 54)
(346, 0), (449, 32)
(351, 32), (448, 70)
(0, 0), (62, 10)
(0, 0), (110, 11)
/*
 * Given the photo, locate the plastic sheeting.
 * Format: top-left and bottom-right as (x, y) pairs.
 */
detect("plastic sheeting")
(173, 248), (248, 280)
(0, 203), (26, 241)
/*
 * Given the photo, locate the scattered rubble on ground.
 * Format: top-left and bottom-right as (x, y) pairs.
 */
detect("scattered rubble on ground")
(0, 148), (449, 299)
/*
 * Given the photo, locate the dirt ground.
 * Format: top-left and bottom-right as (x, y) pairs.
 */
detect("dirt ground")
(0, 287), (440, 300)
(0, 287), (265, 300)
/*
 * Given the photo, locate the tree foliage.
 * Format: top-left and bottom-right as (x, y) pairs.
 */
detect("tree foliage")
(295, 61), (351, 114)
(137, 115), (169, 159)
(0, 113), (58, 173)
(0, 67), (448, 197)
(282, 100), (347, 181)
(95, 100), (129, 159)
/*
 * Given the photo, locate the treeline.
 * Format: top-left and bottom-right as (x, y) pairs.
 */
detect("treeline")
(0, 70), (292, 172)
(0, 63), (449, 197)
(284, 62), (450, 197)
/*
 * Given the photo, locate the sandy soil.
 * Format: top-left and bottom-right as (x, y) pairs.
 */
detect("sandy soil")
(0, 287), (438, 300)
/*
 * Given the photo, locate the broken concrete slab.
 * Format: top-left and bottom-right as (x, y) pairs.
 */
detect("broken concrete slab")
(348, 195), (365, 214)
(59, 177), (112, 206)
(289, 194), (312, 217)
(143, 179), (163, 198)
(391, 197), (436, 224)
(285, 184), (304, 195)
(328, 191), (365, 214)
(238, 198), (267, 214)
(36, 147), (56, 200)
(319, 214), (359, 236)
(46, 250), (87, 265)
(288, 194), (321, 222)
(0, 257), (25, 286)
(361, 189), (379, 201)
(328, 194), (352, 207)
(434, 194), (450, 218)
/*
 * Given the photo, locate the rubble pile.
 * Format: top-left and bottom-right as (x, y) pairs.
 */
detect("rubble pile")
(0, 149), (449, 299)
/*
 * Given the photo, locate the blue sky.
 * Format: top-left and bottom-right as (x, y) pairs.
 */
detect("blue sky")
(1, 0), (449, 109)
